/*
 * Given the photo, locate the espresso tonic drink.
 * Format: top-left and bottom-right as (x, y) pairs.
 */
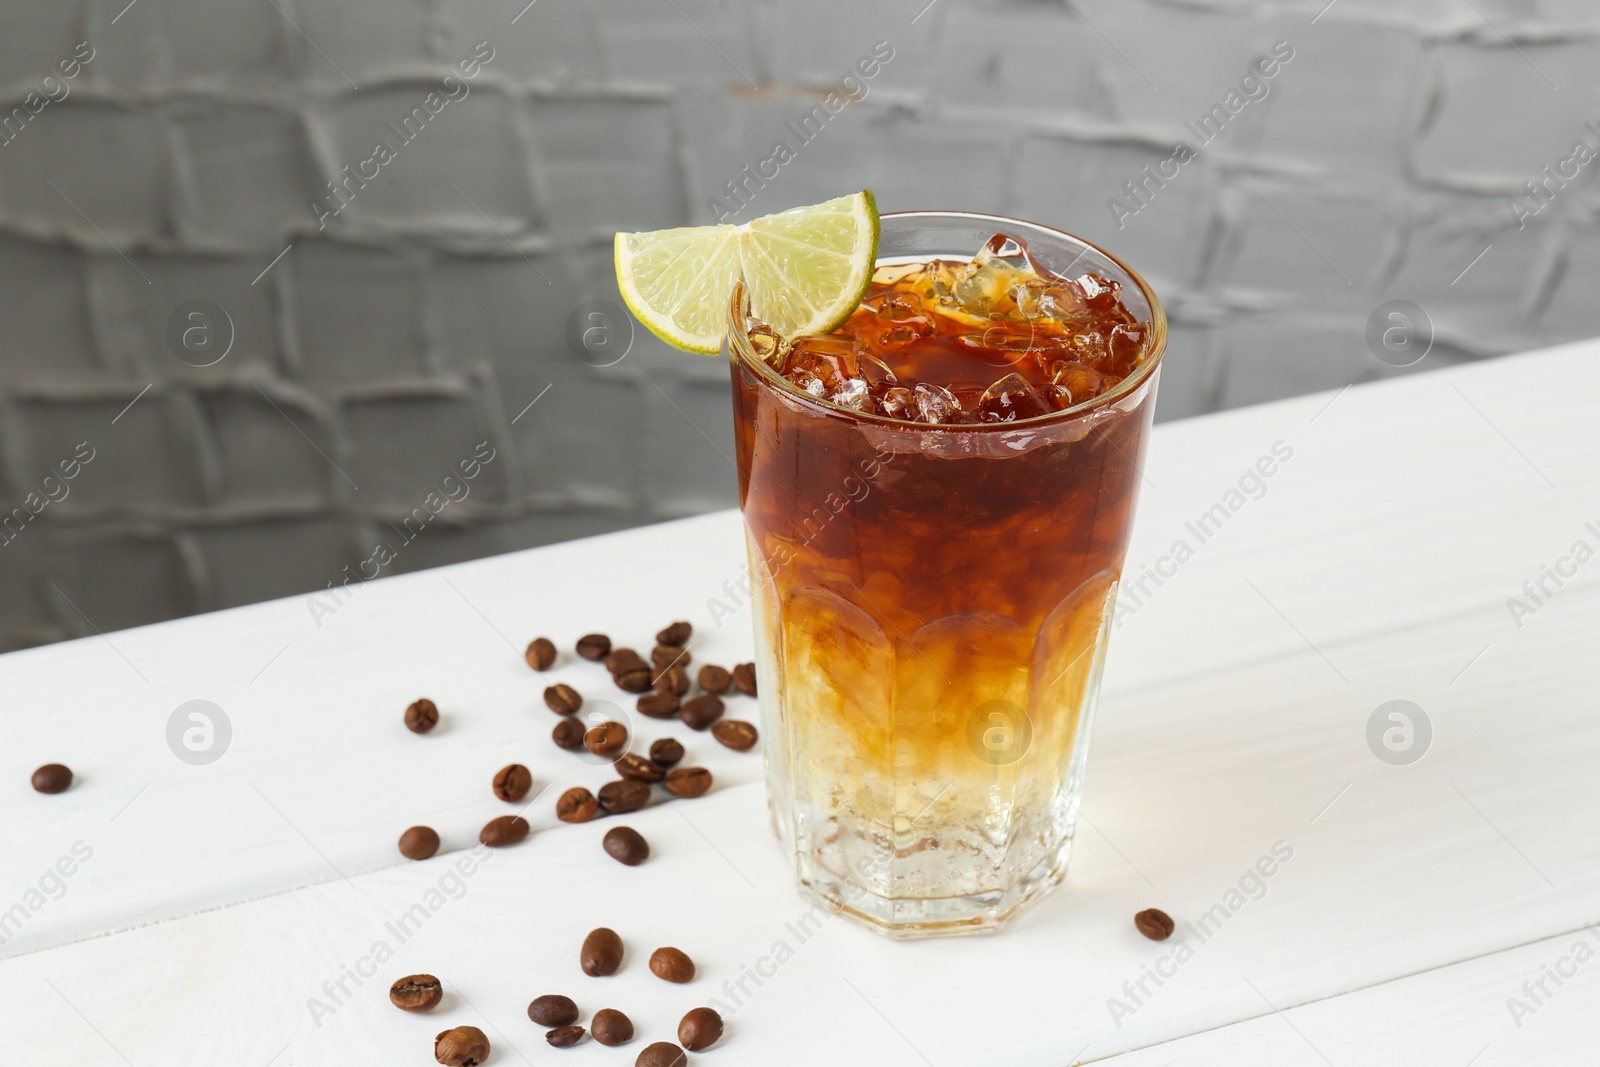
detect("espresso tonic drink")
(728, 212), (1165, 937)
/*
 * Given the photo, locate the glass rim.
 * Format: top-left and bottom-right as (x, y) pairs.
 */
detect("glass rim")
(725, 209), (1168, 431)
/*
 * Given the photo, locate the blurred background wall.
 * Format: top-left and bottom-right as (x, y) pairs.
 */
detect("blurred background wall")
(1, 0), (1595, 649)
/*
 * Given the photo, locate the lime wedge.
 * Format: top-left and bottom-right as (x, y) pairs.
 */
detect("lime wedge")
(614, 191), (879, 355)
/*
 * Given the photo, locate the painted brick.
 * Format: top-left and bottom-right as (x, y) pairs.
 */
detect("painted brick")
(0, 8), (87, 90)
(340, 392), (508, 511)
(318, 85), (535, 230)
(42, 526), (198, 635)
(199, 389), (334, 509)
(174, 105), (318, 248)
(440, 1), (605, 84)
(1016, 135), (1214, 291)
(193, 518), (360, 610)
(293, 1), (446, 87)
(154, 0), (296, 85)
(756, 0), (933, 95)
(595, 0), (759, 89)
(1218, 315), (1375, 409)
(0, 101), (169, 238)
(936, 3), (1105, 116)
(429, 251), (575, 373)
(1152, 322), (1223, 423)
(0, 530), (60, 650)
(644, 378), (738, 516)
(1253, 19), (1425, 180)
(4, 395), (206, 512)
(0, 235), (100, 382)
(1215, 175), (1398, 298)
(289, 241), (430, 386)
(93, 253), (282, 381)
(1540, 222), (1600, 340)
(511, 373), (643, 509)
(1414, 40), (1600, 185)
(527, 96), (685, 239)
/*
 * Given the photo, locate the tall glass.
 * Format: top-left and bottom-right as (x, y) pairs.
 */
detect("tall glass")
(728, 212), (1166, 938)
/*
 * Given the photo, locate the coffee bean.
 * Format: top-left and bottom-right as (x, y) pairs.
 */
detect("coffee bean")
(480, 814), (530, 847)
(1135, 908), (1175, 941)
(696, 664), (731, 694)
(605, 648), (647, 674)
(598, 779), (651, 814)
(615, 667), (652, 693)
(680, 694), (724, 731)
(492, 763), (533, 803)
(636, 691), (680, 719)
(615, 753), (665, 783)
(398, 825), (440, 860)
(663, 767), (712, 798)
(649, 738), (684, 767)
(434, 1025), (490, 1067)
(711, 719), (758, 752)
(527, 994), (579, 1027)
(552, 718), (586, 751)
(556, 786), (598, 823)
(656, 621), (692, 647)
(544, 683), (583, 715)
(585, 721), (629, 759)
(405, 698), (439, 734)
(546, 1025), (586, 1048)
(678, 1006), (723, 1051)
(731, 663), (757, 696)
(649, 946), (695, 983)
(636, 1041), (688, 1067)
(580, 927), (624, 976)
(525, 637), (556, 671)
(389, 974), (442, 1012)
(30, 763), (72, 794)
(591, 1007), (634, 1046)
(576, 633), (612, 661)
(651, 644), (690, 670)
(652, 664), (689, 696)
(604, 826), (649, 866)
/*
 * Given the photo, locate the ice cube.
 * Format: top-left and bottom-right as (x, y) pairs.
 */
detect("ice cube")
(976, 372), (1051, 423)
(746, 321), (790, 365)
(913, 383), (969, 424)
(1049, 360), (1108, 405)
(952, 233), (1039, 317)
(830, 378), (872, 412)
(783, 336), (858, 391)
(858, 353), (898, 388)
(879, 386), (915, 418)
(1106, 322), (1147, 375)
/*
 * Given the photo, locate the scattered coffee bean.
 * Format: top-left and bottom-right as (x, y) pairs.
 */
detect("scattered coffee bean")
(605, 648), (647, 674)
(525, 637), (556, 671)
(656, 621), (692, 647)
(546, 1025), (586, 1048)
(553, 717), (586, 751)
(649, 946), (695, 983)
(493, 763), (533, 803)
(615, 667), (652, 693)
(651, 644), (690, 670)
(398, 825), (440, 861)
(636, 1041), (688, 1067)
(711, 719), (759, 752)
(435, 1025), (490, 1067)
(581, 927), (624, 976)
(663, 767), (712, 798)
(636, 691), (680, 719)
(649, 738), (685, 767)
(556, 787), (599, 823)
(678, 1006), (723, 1051)
(591, 1007), (634, 1047)
(615, 753), (665, 783)
(585, 721), (629, 758)
(389, 974), (443, 1012)
(680, 694), (725, 731)
(544, 683), (583, 715)
(604, 826), (650, 866)
(527, 994), (579, 1027)
(1135, 907), (1175, 941)
(731, 663), (757, 696)
(576, 633), (612, 661)
(405, 698), (439, 734)
(598, 779), (651, 814)
(480, 814), (530, 847)
(652, 664), (689, 696)
(696, 664), (731, 694)
(30, 763), (72, 794)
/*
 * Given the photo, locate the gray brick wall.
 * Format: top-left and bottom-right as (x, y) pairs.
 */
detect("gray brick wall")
(1, 0), (1595, 648)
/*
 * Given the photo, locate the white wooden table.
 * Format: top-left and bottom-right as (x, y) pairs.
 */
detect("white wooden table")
(5, 340), (1598, 1066)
